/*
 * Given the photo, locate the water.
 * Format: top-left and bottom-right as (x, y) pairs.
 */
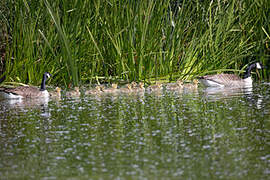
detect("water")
(1, 83), (270, 179)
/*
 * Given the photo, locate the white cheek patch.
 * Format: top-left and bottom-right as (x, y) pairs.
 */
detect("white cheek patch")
(256, 63), (262, 69)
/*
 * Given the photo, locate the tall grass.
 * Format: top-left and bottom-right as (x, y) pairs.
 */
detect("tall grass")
(0, 0), (269, 86)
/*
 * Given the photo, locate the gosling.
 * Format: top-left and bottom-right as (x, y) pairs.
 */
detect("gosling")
(119, 83), (132, 93)
(183, 79), (199, 90)
(131, 82), (137, 88)
(103, 83), (118, 93)
(147, 82), (163, 92)
(166, 80), (183, 91)
(50, 87), (62, 99)
(85, 85), (103, 95)
(132, 82), (145, 93)
(66, 87), (81, 97)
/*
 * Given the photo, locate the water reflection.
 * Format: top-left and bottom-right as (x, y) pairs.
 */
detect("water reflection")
(0, 97), (49, 107)
(0, 97), (51, 117)
(202, 86), (252, 99)
(201, 85), (266, 109)
(0, 83), (270, 179)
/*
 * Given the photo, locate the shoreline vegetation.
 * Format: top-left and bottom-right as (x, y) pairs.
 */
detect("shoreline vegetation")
(0, 0), (269, 88)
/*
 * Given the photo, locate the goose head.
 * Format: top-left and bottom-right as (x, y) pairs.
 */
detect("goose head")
(127, 84), (132, 90)
(49, 87), (61, 98)
(131, 82), (137, 88)
(95, 85), (101, 91)
(244, 62), (264, 79)
(176, 80), (183, 87)
(99, 85), (105, 91)
(138, 82), (144, 89)
(74, 87), (80, 92)
(56, 87), (61, 93)
(157, 83), (163, 89)
(40, 72), (52, 91)
(44, 72), (52, 79)
(193, 79), (199, 84)
(56, 87), (61, 97)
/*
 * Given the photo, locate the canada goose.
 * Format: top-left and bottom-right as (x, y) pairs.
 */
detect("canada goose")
(85, 85), (103, 95)
(0, 72), (52, 99)
(183, 79), (199, 89)
(49, 87), (61, 99)
(119, 83), (132, 93)
(166, 80), (183, 90)
(199, 62), (263, 87)
(66, 87), (81, 97)
(103, 83), (118, 93)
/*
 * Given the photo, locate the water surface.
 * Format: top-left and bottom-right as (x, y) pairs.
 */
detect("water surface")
(1, 83), (270, 179)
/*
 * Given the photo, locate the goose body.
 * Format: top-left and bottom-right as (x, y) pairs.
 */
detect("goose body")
(199, 62), (262, 87)
(0, 72), (51, 99)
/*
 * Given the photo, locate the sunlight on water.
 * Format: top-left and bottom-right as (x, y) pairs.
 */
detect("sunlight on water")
(0, 83), (270, 179)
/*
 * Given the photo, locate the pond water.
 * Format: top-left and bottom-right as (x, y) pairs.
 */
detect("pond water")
(0, 83), (270, 179)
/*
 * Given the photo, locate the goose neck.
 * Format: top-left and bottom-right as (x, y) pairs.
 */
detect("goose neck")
(40, 74), (47, 91)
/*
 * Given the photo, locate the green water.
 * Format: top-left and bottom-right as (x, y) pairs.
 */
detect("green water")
(1, 84), (270, 179)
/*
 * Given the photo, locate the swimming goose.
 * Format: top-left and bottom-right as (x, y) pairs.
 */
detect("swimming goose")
(0, 72), (52, 99)
(199, 62), (263, 87)
(66, 87), (81, 97)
